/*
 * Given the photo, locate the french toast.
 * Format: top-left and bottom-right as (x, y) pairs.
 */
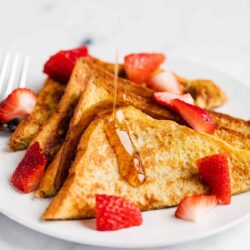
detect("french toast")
(8, 58), (226, 153)
(36, 145), (64, 198)
(9, 78), (65, 151)
(54, 58), (180, 191)
(210, 111), (250, 136)
(43, 106), (250, 220)
(36, 58), (180, 197)
(93, 59), (227, 110)
(29, 61), (90, 160)
(36, 58), (250, 198)
(8, 57), (122, 152)
(5, 46), (250, 230)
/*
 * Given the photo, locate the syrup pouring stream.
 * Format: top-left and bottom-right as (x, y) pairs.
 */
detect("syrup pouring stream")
(104, 5), (145, 187)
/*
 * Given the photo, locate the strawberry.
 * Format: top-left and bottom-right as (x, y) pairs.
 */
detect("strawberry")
(124, 53), (165, 84)
(175, 195), (217, 222)
(153, 92), (194, 109)
(11, 142), (47, 193)
(172, 99), (216, 134)
(197, 153), (231, 204)
(43, 46), (89, 83)
(148, 70), (183, 94)
(96, 194), (142, 231)
(0, 88), (37, 123)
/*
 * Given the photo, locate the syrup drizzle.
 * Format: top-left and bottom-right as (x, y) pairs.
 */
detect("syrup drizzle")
(112, 47), (119, 119)
(104, 4), (145, 187)
(105, 111), (145, 187)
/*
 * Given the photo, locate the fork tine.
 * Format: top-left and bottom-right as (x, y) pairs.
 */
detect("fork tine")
(4, 53), (20, 98)
(0, 51), (11, 98)
(19, 55), (29, 88)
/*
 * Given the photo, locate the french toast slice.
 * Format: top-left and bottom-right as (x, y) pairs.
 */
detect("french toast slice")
(55, 59), (249, 188)
(53, 58), (179, 191)
(9, 79), (65, 151)
(43, 106), (250, 220)
(28, 60), (91, 161)
(37, 58), (249, 198)
(93, 59), (227, 109)
(36, 144), (63, 198)
(8, 57), (122, 152)
(35, 145), (64, 198)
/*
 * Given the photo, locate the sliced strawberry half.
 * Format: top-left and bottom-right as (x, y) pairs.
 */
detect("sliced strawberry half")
(96, 194), (142, 231)
(11, 142), (47, 193)
(148, 70), (183, 94)
(43, 46), (89, 83)
(124, 53), (166, 84)
(0, 88), (37, 123)
(153, 92), (194, 109)
(175, 195), (217, 222)
(172, 99), (216, 134)
(197, 153), (231, 205)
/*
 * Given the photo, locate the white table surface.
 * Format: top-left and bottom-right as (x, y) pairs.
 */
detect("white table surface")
(0, 0), (250, 249)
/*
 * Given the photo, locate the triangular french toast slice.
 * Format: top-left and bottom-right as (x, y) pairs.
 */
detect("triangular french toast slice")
(28, 63), (90, 161)
(43, 106), (250, 220)
(53, 58), (179, 190)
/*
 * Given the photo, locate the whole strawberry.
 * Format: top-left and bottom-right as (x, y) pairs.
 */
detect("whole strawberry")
(96, 194), (143, 231)
(43, 46), (89, 83)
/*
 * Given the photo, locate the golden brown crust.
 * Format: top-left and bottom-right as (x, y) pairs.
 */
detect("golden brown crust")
(9, 79), (65, 151)
(43, 107), (250, 220)
(210, 111), (250, 136)
(35, 145), (64, 198)
(214, 127), (250, 151)
(91, 57), (125, 76)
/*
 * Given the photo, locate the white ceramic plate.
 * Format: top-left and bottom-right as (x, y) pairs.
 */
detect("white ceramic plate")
(0, 58), (250, 248)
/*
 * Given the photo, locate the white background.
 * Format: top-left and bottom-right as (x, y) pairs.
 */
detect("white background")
(0, 0), (250, 249)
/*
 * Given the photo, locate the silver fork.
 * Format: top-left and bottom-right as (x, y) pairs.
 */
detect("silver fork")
(0, 51), (30, 101)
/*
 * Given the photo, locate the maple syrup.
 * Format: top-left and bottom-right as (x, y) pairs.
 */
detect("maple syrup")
(104, 39), (145, 186)
(112, 48), (119, 119)
(105, 110), (145, 187)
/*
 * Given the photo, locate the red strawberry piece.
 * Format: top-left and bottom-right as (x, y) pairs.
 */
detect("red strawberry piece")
(43, 46), (89, 83)
(175, 195), (217, 222)
(153, 92), (194, 109)
(96, 194), (143, 231)
(0, 88), (37, 123)
(11, 142), (47, 193)
(124, 53), (166, 84)
(148, 70), (183, 94)
(172, 99), (216, 134)
(197, 153), (231, 204)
